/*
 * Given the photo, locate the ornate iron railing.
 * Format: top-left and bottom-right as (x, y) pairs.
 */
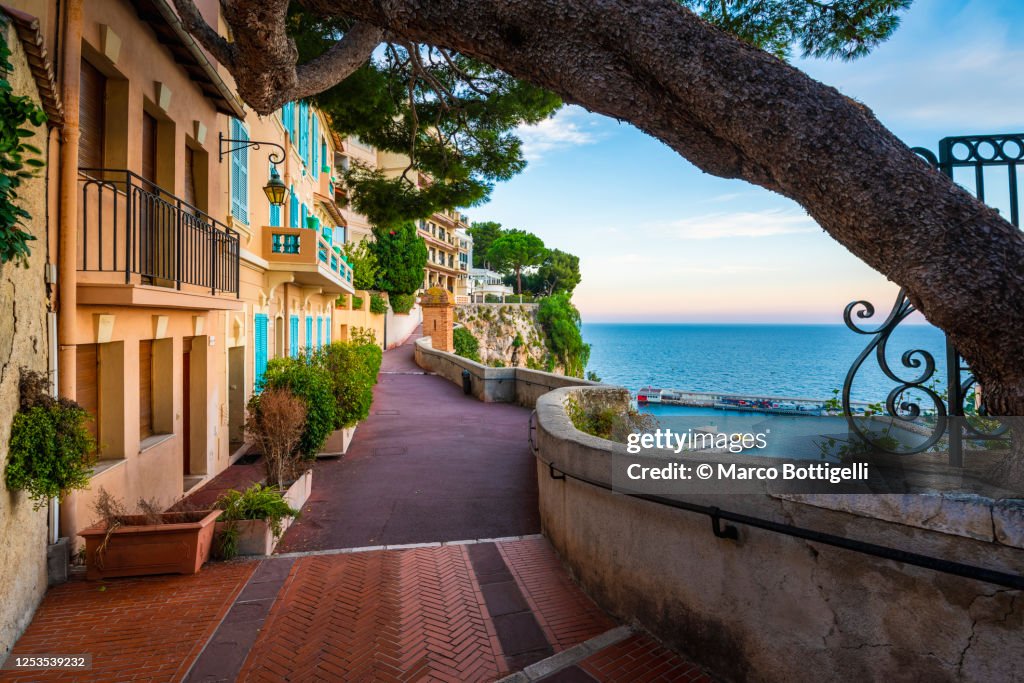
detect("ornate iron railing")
(842, 134), (1022, 462)
(78, 169), (240, 297)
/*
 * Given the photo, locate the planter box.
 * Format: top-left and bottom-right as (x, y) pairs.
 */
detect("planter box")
(318, 425), (357, 457)
(283, 468), (313, 511)
(79, 510), (221, 581)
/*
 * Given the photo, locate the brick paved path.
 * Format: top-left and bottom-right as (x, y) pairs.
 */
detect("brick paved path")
(3, 334), (713, 682)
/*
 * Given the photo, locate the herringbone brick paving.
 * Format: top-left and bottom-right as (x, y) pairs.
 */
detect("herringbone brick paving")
(498, 538), (615, 652)
(0, 561), (255, 683)
(237, 545), (507, 682)
(579, 633), (713, 683)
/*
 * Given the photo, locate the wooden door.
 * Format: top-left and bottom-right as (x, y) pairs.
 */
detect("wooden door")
(141, 112), (158, 186)
(139, 340), (153, 440)
(76, 344), (99, 444)
(183, 146), (197, 209)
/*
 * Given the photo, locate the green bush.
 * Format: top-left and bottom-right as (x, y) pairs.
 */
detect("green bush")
(453, 327), (480, 362)
(352, 295), (364, 310)
(215, 483), (300, 559)
(369, 293), (388, 315)
(314, 339), (382, 429)
(4, 370), (95, 508)
(484, 294), (502, 303)
(259, 356), (336, 458)
(335, 294), (347, 308)
(390, 293), (415, 314)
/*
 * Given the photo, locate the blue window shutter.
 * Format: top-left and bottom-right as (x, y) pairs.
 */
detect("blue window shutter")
(269, 203), (281, 227)
(317, 317), (323, 348)
(325, 317), (331, 345)
(230, 119), (249, 223)
(311, 115), (319, 178)
(290, 315), (300, 357)
(301, 203), (307, 229)
(289, 188), (298, 228)
(254, 314), (268, 388)
(306, 316), (313, 348)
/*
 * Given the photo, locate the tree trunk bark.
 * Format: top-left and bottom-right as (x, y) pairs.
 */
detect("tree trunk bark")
(516, 266), (522, 296)
(291, 0), (1023, 417)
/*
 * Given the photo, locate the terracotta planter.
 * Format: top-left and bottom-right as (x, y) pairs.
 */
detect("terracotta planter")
(79, 510), (221, 581)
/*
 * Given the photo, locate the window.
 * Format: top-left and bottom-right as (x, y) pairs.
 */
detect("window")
(230, 118), (249, 223)
(290, 315), (300, 358)
(139, 340), (153, 439)
(269, 165), (282, 226)
(254, 313), (268, 388)
(289, 187), (299, 228)
(78, 60), (106, 169)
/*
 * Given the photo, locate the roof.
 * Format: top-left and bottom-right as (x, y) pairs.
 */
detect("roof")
(131, 0), (245, 118)
(314, 192), (347, 227)
(1, 4), (64, 126)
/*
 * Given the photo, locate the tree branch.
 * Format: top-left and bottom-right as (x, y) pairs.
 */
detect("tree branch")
(171, 0), (237, 68)
(293, 22), (384, 101)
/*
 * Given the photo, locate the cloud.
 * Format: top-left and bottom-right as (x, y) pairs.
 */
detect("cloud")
(655, 209), (819, 240)
(516, 107), (601, 162)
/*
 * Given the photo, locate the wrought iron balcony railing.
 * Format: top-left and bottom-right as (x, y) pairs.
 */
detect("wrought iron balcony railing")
(78, 169), (240, 297)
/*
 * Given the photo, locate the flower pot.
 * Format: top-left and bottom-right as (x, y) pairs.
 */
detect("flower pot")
(79, 510), (222, 580)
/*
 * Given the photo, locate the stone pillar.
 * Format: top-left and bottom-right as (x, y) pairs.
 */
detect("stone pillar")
(420, 287), (454, 353)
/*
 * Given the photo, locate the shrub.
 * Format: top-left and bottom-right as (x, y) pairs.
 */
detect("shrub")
(453, 327), (480, 362)
(315, 340), (381, 429)
(217, 484), (299, 531)
(369, 293), (388, 314)
(390, 293), (415, 314)
(565, 394), (655, 443)
(370, 222), (428, 295)
(536, 293), (591, 378)
(489, 359), (506, 368)
(259, 357), (336, 460)
(352, 295), (364, 310)
(245, 387), (307, 485)
(484, 294), (502, 303)
(5, 370), (95, 508)
(335, 294), (347, 308)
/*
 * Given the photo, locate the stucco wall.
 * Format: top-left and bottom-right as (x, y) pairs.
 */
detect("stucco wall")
(386, 303), (423, 349)
(0, 19), (52, 658)
(534, 385), (1024, 683)
(333, 290), (386, 347)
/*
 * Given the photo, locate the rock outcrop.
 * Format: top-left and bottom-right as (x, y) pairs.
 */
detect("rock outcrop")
(454, 304), (563, 373)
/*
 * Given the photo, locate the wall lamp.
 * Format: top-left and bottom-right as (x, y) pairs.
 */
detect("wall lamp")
(218, 132), (288, 206)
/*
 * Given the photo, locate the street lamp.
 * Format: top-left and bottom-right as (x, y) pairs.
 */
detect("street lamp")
(218, 132), (288, 207)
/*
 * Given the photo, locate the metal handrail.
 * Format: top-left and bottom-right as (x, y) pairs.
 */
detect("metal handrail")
(78, 169), (240, 297)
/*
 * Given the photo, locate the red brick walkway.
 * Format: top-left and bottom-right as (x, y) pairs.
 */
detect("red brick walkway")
(0, 562), (254, 682)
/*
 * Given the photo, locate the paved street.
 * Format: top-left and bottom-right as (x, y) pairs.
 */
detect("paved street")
(2, 334), (710, 682)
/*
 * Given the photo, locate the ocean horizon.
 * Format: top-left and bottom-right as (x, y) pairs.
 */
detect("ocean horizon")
(581, 322), (948, 405)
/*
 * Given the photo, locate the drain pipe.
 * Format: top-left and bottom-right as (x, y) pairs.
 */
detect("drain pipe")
(56, 0), (82, 402)
(48, 310), (59, 543)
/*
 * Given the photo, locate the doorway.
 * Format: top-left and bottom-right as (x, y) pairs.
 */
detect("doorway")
(228, 346), (245, 451)
(182, 337), (192, 475)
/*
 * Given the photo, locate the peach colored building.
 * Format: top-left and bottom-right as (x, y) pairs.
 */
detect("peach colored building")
(5, 0), (355, 550)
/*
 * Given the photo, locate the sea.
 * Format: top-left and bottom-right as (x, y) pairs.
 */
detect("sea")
(581, 323), (949, 408)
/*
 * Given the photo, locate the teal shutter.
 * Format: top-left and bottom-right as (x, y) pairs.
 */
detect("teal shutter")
(325, 317), (331, 345)
(301, 203), (307, 229)
(312, 115), (319, 178)
(269, 166), (282, 226)
(317, 317), (323, 348)
(230, 119), (249, 223)
(290, 315), (300, 358)
(254, 314), (268, 388)
(289, 188), (298, 228)
(306, 316), (313, 349)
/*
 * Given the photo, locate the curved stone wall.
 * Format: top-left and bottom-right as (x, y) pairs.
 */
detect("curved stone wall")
(533, 385), (1024, 683)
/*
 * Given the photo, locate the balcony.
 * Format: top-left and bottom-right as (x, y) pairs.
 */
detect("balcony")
(77, 170), (242, 309)
(262, 226), (354, 294)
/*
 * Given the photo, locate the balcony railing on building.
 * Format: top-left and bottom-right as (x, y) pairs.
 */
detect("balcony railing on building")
(78, 169), (240, 297)
(263, 225), (353, 292)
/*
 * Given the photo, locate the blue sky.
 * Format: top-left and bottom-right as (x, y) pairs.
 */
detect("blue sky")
(469, 0), (1024, 323)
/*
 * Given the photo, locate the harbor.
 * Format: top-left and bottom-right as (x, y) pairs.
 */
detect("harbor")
(635, 386), (873, 416)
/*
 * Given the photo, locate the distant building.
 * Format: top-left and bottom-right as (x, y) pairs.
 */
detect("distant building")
(468, 268), (515, 301)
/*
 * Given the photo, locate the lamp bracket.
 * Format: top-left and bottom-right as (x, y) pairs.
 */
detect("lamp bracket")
(218, 132), (286, 165)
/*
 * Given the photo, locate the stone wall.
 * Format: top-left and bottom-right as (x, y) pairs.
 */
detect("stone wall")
(413, 335), (599, 407)
(534, 385), (1024, 683)
(453, 303), (557, 371)
(0, 19), (52, 658)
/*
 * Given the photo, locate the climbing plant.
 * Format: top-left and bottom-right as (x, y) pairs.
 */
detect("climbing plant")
(0, 17), (47, 268)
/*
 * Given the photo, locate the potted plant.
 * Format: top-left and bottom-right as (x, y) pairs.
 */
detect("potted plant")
(245, 385), (316, 508)
(214, 484), (300, 558)
(78, 489), (221, 580)
(313, 329), (382, 456)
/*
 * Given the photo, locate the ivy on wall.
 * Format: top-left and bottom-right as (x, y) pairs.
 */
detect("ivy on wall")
(0, 16), (47, 268)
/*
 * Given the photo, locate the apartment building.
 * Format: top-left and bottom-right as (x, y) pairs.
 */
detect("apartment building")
(3, 0), (353, 548)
